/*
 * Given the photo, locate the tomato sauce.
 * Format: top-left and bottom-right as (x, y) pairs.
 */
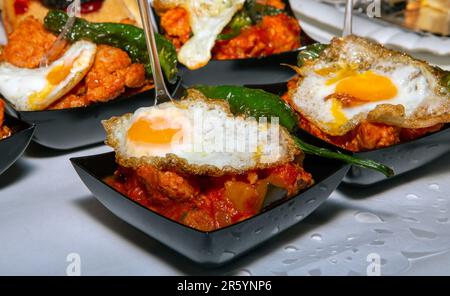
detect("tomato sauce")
(106, 163), (313, 231)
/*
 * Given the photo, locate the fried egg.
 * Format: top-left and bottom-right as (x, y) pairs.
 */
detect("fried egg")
(291, 36), (450, 136)
(0, 41), (96, 111)
(103, 90), (300, 176)
(154, 0), (245, 69)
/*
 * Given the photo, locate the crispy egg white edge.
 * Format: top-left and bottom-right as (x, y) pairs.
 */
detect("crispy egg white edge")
(103, 97), (300, 176)
(0, 40), (96, 111)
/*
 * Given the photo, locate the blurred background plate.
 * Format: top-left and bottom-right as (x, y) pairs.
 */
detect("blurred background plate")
(290, 0), (450, 62)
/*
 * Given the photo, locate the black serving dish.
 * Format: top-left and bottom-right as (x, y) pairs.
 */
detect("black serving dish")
(153, 1), (315, 87)
(248, 82), (450, 186)
(71, 152), (349, 266)
(342, 126), (450, 186)
(0, 114), (35, 175)
(7, 78), (182, 150)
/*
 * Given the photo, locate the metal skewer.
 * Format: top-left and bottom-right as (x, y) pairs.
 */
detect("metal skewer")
(137, 0), (173, 105)
(343, 0), (354, 36)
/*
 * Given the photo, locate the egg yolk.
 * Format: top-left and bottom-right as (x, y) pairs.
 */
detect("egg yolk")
(127, 117), (182, 144)
(335, 71), (397, 102)
(47, 62), (74, 85)
(328, 98), (348, 131)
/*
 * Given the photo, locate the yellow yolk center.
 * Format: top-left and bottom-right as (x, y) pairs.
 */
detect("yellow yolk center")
(327, 98), (347, 131)
(127, 117), (182, 144)
(47, 63), (73, 85)
(335, 71), (398, 102)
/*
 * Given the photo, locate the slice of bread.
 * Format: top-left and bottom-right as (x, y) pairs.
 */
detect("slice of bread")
(0, 0), (142, 34)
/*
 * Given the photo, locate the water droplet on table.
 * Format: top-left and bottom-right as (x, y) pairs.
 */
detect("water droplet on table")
(310, 233), (323, 241)
(308, 268), (322, 276)
(236, 269), (252, 276)
(354, 211), (384, 223)
(370, 239), (385, 246)
(284, 245), (299, 252)
(436, 217), (449, 223)
(408, 208), (424, 214)
(406, 193), (420, 200)
(373, 228), (393, 234)
(409, 227), (437, 239)
(400, 216), (419, 223)
(428, 183), (440, 192)
(282, 258), (299, 265)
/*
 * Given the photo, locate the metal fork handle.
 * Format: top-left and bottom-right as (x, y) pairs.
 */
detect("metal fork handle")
(137, 0), (172, 104)
(343, 0), (354, 37)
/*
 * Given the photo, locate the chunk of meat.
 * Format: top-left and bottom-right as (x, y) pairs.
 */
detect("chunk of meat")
(136, 165), (200, 202)
(355, 122), (400, 150)
(47, 83), (88, 110)
(85, 45), (146, 103)
(2, 17), (58, 68)
(48, 45), (148, 109)
(213, 14), (301, 60)
(47, 94), (89, 110)
(159, 7), (191, 50)
(259, 13), (301, 54)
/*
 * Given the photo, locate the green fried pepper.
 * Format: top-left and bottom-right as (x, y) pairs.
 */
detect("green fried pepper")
(195, 85), (394, 177)
(217, 10), (253, 41)
(297, 43), (328, 67)
(44, 10), (177, 81)
(245, 0), (283, 23)
(194, 85), (298, 133)
(442, 72), (450, 92)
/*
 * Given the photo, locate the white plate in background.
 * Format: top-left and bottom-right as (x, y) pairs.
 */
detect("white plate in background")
(290, 0), (450, 70)
(291, 0), (450, 56)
